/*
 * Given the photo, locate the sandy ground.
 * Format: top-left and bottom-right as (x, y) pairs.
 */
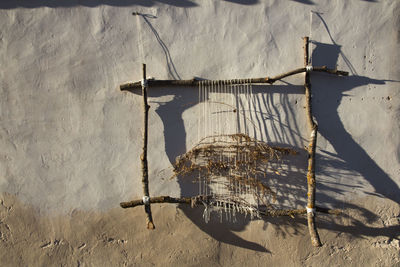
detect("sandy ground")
(0, 192), (399, 266)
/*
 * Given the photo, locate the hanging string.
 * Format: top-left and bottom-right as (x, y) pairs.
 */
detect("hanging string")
(135, 14), (146, 65)
(243, 79), (247, 196)
(196, 77), (268, 222)
(215, 80), (220, 203)
(228, 79), (233, 214)
(233, 79), (238, 216)
(248, 79), (252, 201)
(309, 11), (313, 65)
(247, 78), (255, 139)
(198, 80), (202, 196)
(241, 79), (246, 136)
(236, 80), (239, 199)
(219, 80), (223, 206)
(205, 80), (208, 196)
(248, 79), (259, 209)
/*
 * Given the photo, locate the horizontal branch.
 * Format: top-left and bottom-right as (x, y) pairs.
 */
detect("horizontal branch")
(121, 196), (192, 208)
(120, 195), (341, 217)
(260, 206), (341, 217)
(120, 195), (212, 209)
(120, 66), (349, 92)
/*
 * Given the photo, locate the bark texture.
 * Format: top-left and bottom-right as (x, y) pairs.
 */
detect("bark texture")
(141, 63), (155, 230)
(120, 195), (341, 217)
(120, 66), (348, 92)
(303, 36), (322, 247)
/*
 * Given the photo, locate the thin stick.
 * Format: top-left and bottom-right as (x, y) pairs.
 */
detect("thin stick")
(141, 63), (155, 229)
(304, 36), (322, 247)
(120, 66), (348, 91)
(121, 195), (210, 208)
(120, 195), (341, 217)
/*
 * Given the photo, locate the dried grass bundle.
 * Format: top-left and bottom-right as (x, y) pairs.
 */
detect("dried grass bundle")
(172, 133), (297, 216)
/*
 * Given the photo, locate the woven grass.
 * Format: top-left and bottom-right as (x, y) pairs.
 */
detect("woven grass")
(172, 133), (297, 216)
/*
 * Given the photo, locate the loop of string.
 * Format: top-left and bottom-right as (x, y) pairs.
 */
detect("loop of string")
(142, 196), (150, 205)
(136, 13), (145, 64)
(306, 206), (315, 215)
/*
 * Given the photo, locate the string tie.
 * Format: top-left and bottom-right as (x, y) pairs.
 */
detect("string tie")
(142, 196), (150, 205)
(306, 206), (315, 216)
(311, 129), (316, 138)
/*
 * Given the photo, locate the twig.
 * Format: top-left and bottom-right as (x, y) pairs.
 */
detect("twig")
(120, 66), (348, 92)
(140, 64), (155, 229)
(120, 195), (341, 217)
(304, 36), (322, 247)
(121, 195), (210, 208)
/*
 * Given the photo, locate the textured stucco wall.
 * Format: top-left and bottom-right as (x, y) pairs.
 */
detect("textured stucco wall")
(0, 0), (399, 216)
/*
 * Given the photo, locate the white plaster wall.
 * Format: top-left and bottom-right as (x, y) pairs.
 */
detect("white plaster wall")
(0, 0), (399, 215)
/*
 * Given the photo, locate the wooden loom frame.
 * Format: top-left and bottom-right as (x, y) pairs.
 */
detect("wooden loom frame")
(119, 37), (346, 247)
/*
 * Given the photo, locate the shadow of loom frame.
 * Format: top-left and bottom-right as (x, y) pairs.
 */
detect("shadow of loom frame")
(119, 11), (400, 252)
(140, 41), (400, 253)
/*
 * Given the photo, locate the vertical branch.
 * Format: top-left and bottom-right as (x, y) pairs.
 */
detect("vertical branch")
(303, 36), (321, 247)
(141, 63), (155, 229)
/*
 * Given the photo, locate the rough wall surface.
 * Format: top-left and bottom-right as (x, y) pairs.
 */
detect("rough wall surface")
(0, 0), (399, 266)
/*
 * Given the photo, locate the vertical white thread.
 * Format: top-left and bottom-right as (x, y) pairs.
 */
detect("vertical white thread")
(219, 80), (223, 204)
(243, 80), (247, 136)
(203, 81), (205, 196)
(245, 79), (249, 203)
(198, 80), (202, 196)
(215, 80), (219, 205)
(203, 80), (207, 196)
(245, 79), (248, 180)
(224, 80), (227, 210)
(211, 80), (214, 136)
(251, 79), (257, 139)
(235, 81), (239, 200)
(205, 81), (208, 197)
(199, 81), (206, 195)
(309, 11), (313, 65)
(251, 81), (256, 139)
(239, 79), (242, 176)
(216, 80), (219, 206)
(232, 80), (236, 206)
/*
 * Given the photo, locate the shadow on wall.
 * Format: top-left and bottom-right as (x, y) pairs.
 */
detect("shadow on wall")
(0, 0), (262, 9)
(312, 42), (400, 204)
(0, 0), (198, 9)
(290, 0), (315, 5)
(0, 0), (379, 9)
(310, 10), (400, 204)
(134, 13), (181, 80)
(151, 85), (310, 254)
(288, 0), (377, 5)
(122, 14), (399, 252)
